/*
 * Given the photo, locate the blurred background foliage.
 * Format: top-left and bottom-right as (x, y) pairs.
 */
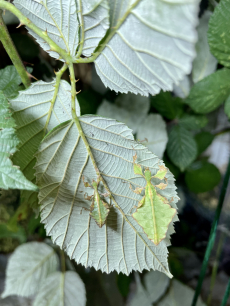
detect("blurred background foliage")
(0, 0), (230, 305)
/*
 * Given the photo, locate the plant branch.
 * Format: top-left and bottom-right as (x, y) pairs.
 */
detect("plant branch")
(0, 9), (31, 88)
(43, 63), (68, 136)
(221, 278), (230, 306)
(74, 0), (141, 63)
(192, 155), (230, 306)
(0, 1), (73, 64)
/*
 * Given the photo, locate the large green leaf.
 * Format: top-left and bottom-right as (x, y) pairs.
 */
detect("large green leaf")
(208, 0), (230, 68)
(192, 11), (217, 83)
(178, 114), (208, 131)
(167, 125), (197, 171)
(2, 242), (59, 298)
(150, 91), (184, 120)
(185, 161), (221, 193)
(95, 0), (199, 95)
(35, 117), (179, 276)
(33, 271), (86, 306)
(195, 131), (214, 155)
(14, 0), (80, 60)
(186, 69), (230, 114)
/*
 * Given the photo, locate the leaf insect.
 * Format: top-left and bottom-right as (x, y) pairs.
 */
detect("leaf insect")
(83, 176), (110, 228)
(130, 154), (176, 245)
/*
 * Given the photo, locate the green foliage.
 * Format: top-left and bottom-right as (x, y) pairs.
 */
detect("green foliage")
(151, 91), (184, 120)
(185, 161), (221, 193)
(224, 95), (230, 119)
(208, 0), (230, 68)
(178, 114), (208, 131)
(195, 131), (215, 155)
(0, 91), (38, 191)
(186, 69), (230, 114)
(167, 125), (197, 171)
(0, 65), (22, 98)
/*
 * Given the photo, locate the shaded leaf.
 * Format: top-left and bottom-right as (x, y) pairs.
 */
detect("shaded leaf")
(208, 0), (230, 68)
(157, 279), (206, 306)
(2, 242), (58, 298)
(0, 92), (38, 191)
(179, 114), (208, 131)
(35, 116), (179, 276)
(97, 93), (150, 133)
(173, 75), (191, 99)
(136, 114), (168, 159)
(0, 66), (21, 97)
(150, 91), (184, 120)
(195, 131), (214, 155)
(95, 0), (199, 96)
(33, 271), (86, 306)
(0, 223), (26, 243)
(185, 161), (221, 193)
(14, 0), (79, 60)
(224, 95), (230, 119)
(167, 125), (197, 171)
(0, 91), (16, 129)
(130, 271), (170, 306)
(192, 11), (217, 83)
(186, 69), (230, 114)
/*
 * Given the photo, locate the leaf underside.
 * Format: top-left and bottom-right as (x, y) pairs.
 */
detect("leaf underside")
(2, 242), (58, 298)
(33, 271), (86, 306)
(35, 116), (179, 276)
(95, 0), (199, 95)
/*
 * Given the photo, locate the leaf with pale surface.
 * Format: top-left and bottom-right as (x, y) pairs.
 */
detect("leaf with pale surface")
(192, 11), (217, 83)
(33, 271), (86, 306)
(35, 116), (178, 277)
(136, 114), (168, 159)
(95, 0), (199, 96)
(2, 242), (58, 298)
(97, 93), (150, 134)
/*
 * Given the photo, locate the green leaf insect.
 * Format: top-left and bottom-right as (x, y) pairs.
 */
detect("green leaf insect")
(83, 177), (110, 228)
(131, 155), (176, 246)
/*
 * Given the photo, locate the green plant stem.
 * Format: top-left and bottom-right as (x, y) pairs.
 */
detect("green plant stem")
(60, 249), (66, 273)
(192, 156), (230, 306)
(0, 9), (31, 88)
(221, 278), (230, 306)
(43, 63), (68, 136)
(207, 232), (225, 306)
(0, 1), (73, 63)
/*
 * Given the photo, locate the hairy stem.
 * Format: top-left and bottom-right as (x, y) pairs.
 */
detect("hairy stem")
(0, 10), (31, 88)
(43, 63), (68, 136)
(74, 0), (141, 63)
(60, 249), (66, 273)
(192, 156), (230, 306)
(0, 1), (73, 63)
